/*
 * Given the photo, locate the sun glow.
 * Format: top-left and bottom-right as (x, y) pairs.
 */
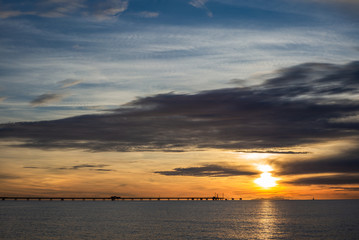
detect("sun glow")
(254, 164), (278, 189)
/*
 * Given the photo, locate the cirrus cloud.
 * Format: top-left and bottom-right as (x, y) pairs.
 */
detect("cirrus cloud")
(0, 0), (128, 20)
(189, 0), (213, 17)
(57, 79), (82, 88)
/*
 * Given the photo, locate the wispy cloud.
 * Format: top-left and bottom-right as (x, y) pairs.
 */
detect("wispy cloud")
(239, 150), (309, 154)
(30, 93), (65, 106)
(91, 0), (128, 20)
(330, 187), (359, 192)
(0, 10), (24, 19)
(0, 0), (128, 20)
(132, 11), (159, 18)
(0, 0), (86, 19)
(0, 97), (6, 103)
(189, 0), (213, 17)
(35, 0), (86, 18)
(23, 166), (44, 169)
(306, 0), (359, 8)
(228, 79), (247, 86)
(301, 0), (359, 18)
(24, 164), (113, 171)
(57, 164), (113, 171)
(0, 173), (19, 179)
(155, 164), (258, 177)
(57, 79), (82, 88)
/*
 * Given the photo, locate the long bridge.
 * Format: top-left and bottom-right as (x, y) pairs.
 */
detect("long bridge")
(0, 196), (241, 201)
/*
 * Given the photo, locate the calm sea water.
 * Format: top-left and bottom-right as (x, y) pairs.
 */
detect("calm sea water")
(0, 200), (358, 239)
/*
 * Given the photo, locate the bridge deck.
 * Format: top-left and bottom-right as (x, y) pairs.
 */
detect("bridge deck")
(1, 197), (235, 201)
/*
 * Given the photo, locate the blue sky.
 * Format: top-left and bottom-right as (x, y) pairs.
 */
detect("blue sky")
(0, 0), (358, 122)
(1, 0), (359, 199)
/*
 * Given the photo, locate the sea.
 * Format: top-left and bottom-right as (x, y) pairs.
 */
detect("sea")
(0, 200), (358, 240)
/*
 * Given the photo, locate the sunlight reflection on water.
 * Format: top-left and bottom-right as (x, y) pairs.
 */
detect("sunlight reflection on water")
(257, 200), (277, 239)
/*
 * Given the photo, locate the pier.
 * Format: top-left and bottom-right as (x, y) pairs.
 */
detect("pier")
(0, 196), (241, 201)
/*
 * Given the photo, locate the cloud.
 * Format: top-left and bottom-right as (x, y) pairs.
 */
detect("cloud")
(0, 10), (23, 19)
(1, 61), (359, 152)
(284, 174), (359, 185)
(228, 78), (247, 86)
(0, 0), (86, 18)
(24, 164), (113, 171)
(132, 11), (159, 18)
(155, 164), (258, 177)
(57, 164), (112, 171)
(0, 0), (127, 20)
(0, 173), (19, 179)
(57, 79), (82, 88)
(189, 0), (208, 8)
(35, 0), (86, 18)
(304, 0), (359, 5)
(189, 0), (213, 17)
(270, 132), (359, 186)
(0, 97), (6, 103)
(329, 187), (359, 192)
(301, 0), (359, 18)
(91, 0), (128, 20)
(68, 164), (109, 170)
(94, 168), (113, 171)
(306, 0), (359, 9)
(23, 166), (43, 169)
(273, 148), (359, 176)
(30, 93), (65, 106)
(263, 61), (359, 97)
(238, 150), (309, 154)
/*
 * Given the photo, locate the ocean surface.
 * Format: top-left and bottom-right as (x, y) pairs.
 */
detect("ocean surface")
(0, 200), (358, 239)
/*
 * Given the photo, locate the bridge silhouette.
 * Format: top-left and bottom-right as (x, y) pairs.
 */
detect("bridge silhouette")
(1, 196), (242, 201)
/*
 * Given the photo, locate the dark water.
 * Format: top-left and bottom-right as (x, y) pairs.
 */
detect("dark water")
(0, 200), (358, 239)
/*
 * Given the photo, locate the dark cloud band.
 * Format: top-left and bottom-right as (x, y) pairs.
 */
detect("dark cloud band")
(284, 174), (359, 185)
(155, 164), (259, 177)
(1, 61), (359, 153)
(273, 148), (359, 176)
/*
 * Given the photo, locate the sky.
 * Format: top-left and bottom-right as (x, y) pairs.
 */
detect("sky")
(0, 0), (359, 199)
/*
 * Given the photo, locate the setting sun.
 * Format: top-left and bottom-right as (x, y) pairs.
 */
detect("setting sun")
(254, 165), (278, 189)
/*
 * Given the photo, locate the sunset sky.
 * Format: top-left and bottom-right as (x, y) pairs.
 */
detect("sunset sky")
(0, 0), (359, 199)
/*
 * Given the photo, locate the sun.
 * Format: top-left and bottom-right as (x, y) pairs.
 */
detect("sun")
(254, 172), (277, 188)
(254, 164), (278, 189)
